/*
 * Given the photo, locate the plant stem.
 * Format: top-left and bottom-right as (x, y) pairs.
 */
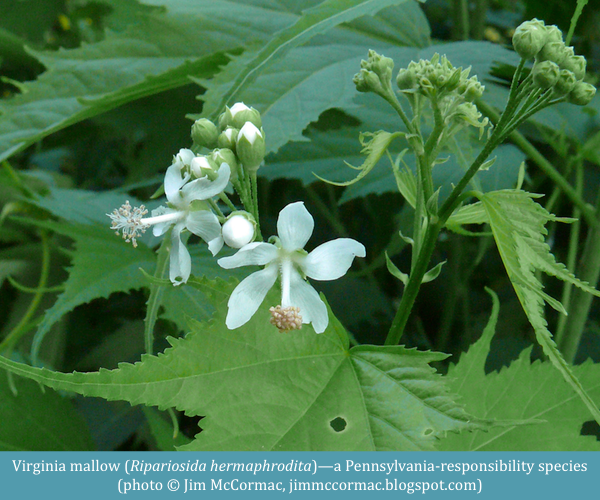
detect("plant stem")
(0, 231), (51, 354)
(452, 0), (470, 40)
(143, 236), (170, 355)
(380, 91), (415, 135)
(558, 188), (600, 363)
(555, 159), (583, 345)
(250, 172), (262, 240)
(472, 0), (488, 40)
(385, 219), (441, 345)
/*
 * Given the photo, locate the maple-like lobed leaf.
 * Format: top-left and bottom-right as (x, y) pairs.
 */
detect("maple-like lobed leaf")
(0, 277), (484, 451)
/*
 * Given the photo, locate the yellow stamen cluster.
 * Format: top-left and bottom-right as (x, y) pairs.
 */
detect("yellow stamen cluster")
(269, 305), (302, 332)
(107, 200), (149, 248)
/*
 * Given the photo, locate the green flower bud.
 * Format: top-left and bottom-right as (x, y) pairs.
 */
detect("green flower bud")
(536, 41), (566, 65)
(545, 25), (563, 44)
(222, 211), (256, 248)
(353, 68), (381, 93)
(463, 79), (484, 101)
(217, 127), (238, 152)
(236, 122), (265, 172)
(367, 49), (394, 88)
(218, 107), (234, 130)
(211, 148), (239, 183)
(512, 19), (547, 59)
(532, 60), (560, 89)
(396, 68), (417, 91)
(229, 102), (262, 129)
(444, 67), (462, 92)
(354, 50), (394, 95)
(191, 118), (219, 149)
(568, 81), (596, 106)
(553, 69), (577, 96)
(561, 54), (586, 81)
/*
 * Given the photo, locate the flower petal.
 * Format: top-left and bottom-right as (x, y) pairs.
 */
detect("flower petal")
(218, 242), (278, 269)
(181, 163), (230, 204)
(208, 236), (224, 256)
(175, 148), (195, 166)
(186, 210), (222, 244)
(288, 269), (328, 333)
(302, 238), (366, 280)
(226, 265), (278, 329)
(169, 222), (192, 286)
(164, 163), (188, 205)
(277, 201), (314, 251)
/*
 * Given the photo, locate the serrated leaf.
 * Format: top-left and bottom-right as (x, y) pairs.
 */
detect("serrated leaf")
(200, 0), (417, 122)
(199, 1), (429, 155)
(0, 277), (483, 451)
(0, 0), (301, 163)
(439, 291), (600, 451)
(479, 189), (600, 425)
(0, 371), (94, 451)
(16, 218), (156, 362)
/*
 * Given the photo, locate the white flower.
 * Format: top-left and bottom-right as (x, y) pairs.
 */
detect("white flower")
(218, 202), (366, 333)
(108, 156), (230, 286)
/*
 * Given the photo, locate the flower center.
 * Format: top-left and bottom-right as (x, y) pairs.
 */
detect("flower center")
(269, 305), (302, 332)
(107, 201), (184, 248)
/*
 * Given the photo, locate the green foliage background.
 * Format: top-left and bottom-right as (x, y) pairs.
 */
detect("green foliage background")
(0, 0), (598, 451)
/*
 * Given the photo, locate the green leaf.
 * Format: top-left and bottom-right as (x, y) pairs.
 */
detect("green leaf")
(199, 1), (429, 154)
(17, 218), (156, 363)
(0, 0), (301, 163)
(0, 371), (94, 451)
(316, 131), (404, 187)
(29, 186), (160, 227)
(385, 251), (409, 285)
(0, 277), (483, 451)
(200, 0), (417, 122)
(479, 189), (600, 425)
(439, 290), (600, 451)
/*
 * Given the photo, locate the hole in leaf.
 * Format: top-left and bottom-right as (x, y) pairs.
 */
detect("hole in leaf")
(423, 428), (433, 436)
(330, 417), (347, 432)
(581, 420), (600, 440)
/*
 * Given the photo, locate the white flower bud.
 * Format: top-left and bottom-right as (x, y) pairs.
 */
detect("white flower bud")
(222, 213), (256, 248)
(230, 102), (263, 129)
(218, 127), (238, 152)
(190, 156), (216, 177)
(236, 122), (266, 172)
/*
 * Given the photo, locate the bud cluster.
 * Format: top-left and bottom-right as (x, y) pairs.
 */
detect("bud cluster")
(353, 49), (395, 96)
(396, 54), (484, 102)
(512, 19), (596, 105)
(191, 102), (266, 173)
(395, 54), (489, 134)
